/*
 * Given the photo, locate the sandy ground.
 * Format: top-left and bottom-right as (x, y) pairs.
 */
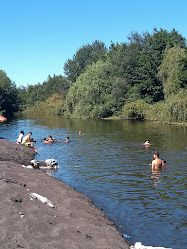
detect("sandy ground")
(0, 140), (129, 249)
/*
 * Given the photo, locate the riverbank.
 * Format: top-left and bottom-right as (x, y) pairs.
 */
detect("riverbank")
(0, 139), (129, 249)
(103, 116), (187, 126)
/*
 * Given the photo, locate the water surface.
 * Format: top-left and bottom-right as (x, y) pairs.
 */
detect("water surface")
(1, 115), (186, 249)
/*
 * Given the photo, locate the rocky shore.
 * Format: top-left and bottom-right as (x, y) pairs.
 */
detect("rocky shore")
(0, 139), (129, 249)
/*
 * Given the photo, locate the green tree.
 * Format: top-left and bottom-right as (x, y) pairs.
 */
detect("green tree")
(64, 40), (107, 82)
(127, 29), (186, 102)
(42, 75), (72, 99)
(178, 52), (187, 88)
(158, 47), (186, 98)
(0, 70), (19, 116)
(110, 77), (130, 114)
(18, 75), (72, 109)
(107, 29), (186, 103)
(17, 86), (28, 110)
(65, 60), (115, 118)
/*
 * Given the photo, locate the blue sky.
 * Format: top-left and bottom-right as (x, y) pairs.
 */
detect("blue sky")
(0, 0), (186, 87)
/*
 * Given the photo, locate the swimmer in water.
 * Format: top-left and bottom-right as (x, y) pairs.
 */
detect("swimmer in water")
(57, 137), (70, 143)
(144, 139), (150, 147)
(151, 151), (163, 170)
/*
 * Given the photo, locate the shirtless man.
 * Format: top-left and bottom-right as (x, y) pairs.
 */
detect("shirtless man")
(57, 137), (70, 143)
(151, 151), (163, 170)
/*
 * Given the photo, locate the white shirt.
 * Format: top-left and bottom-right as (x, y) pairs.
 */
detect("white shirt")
(17, 133), (24, 144)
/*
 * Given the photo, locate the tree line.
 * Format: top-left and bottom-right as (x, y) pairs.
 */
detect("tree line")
(0, 28), (187, 123)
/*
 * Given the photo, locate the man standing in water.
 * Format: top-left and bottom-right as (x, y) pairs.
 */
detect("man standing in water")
(151, 151), (163, 170)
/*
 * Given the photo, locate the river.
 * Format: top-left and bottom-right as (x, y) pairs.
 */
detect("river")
(1, 115), (186, 249)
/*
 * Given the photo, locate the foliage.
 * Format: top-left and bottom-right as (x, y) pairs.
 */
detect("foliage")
(0, 70), (20, 116)
(18, 75), (72, 110)
(121, 99), (151, 119)
(63, 28), (186, 120)
(107, 28), (186, 103)
(110, 77), (130, 115)
(24, 94), (65, 115)
(128, 29), (185, 102)
(65, 60), (116, 118)
(178, 52), (187, 88)
(41, 75), (72, 98)
(158, 47), (186, 98)
(162, 90), (187, 122)
(146, 90), (187, 123)
(17, 86), (27, 110)
(64, 40), (107, 82)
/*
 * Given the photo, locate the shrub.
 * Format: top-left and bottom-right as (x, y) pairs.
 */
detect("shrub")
(24, 94), (65, 115)
(121, 99), (151, 119)
(163, 90), (187, 122)
(146, 90), (187, 123)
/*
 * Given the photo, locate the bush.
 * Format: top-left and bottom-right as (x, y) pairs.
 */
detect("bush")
(146, 102), (166, 121)
(121, 99), (151, 119)
(146, 90), (187, 123)
(24, 94), (65, 115)
(163, 90), (187, 122)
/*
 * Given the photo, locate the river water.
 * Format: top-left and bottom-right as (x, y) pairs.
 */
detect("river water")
(1, 115), (186, 249)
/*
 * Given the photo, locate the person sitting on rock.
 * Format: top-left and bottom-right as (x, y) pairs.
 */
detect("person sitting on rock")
(17, 130), (24, 144)
(22, 132), (37, 152)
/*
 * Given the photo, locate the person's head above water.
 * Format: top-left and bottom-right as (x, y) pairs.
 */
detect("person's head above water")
(144, 139), (150, 146)
(153, 151), (159, 157)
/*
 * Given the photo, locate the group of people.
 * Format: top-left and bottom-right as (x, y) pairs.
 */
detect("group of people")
(43, 135), (69, 144)
(143, 139), (166, 171)
(17, 130), (70, 152)
(17, 131), (165, 172)
(17, 131), (37, 152)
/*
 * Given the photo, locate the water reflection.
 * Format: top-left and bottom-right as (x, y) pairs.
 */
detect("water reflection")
(151, 168), (163, 187)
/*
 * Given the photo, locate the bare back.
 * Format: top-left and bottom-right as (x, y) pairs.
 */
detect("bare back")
(152, 158), (163, 170)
